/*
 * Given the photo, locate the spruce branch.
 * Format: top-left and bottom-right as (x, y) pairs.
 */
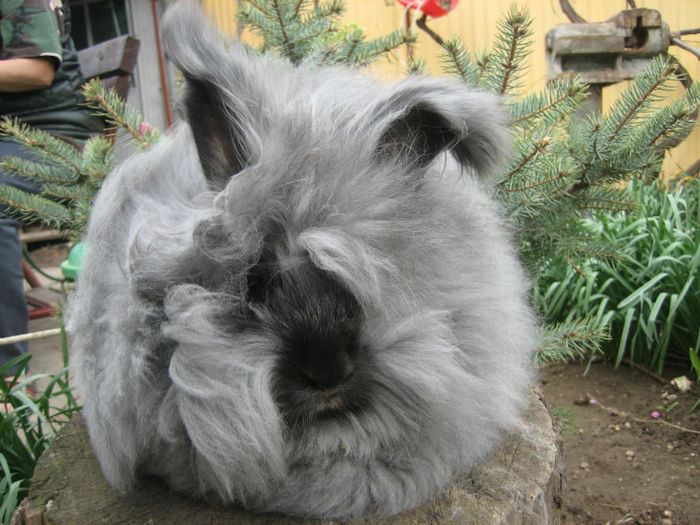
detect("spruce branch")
(502, 169), (570, 194)
(340, 33), (361, 62)
(439, 37), (480, 85)
(245, 0), (273, 17)
(500, 136), (552, 185)
(535, 317), (610, 365)
(82, 79), (158, 147)
(0, 183), (72, 227)
(405, 56), (426, 75)
(292, 23), (335, 49)
(639, 82), (700, 151)
(0, 78), (158, 236)
(0, 117), (82, 174)
(563, 254), (587, 278)
(310, 0), (344, 20)
(604, 56), (679, 144)
(645, 109), (689, 149)
(236, 8), (270, 43)
(272, 0), (293, 53)
(0, 157), (79, 184)
(80, 135), (115, 182)
(509, 73), (587, 127)
(353, 29), (415, 64)
(573, 189), (636, 213)
(292, 0), (304, 18)
(238, 0), (406, 67)
(40, 182), (95, 202)
(483, 5), (533, 95)
(475, 50), (491, 82)
(568, 246), (621, 260)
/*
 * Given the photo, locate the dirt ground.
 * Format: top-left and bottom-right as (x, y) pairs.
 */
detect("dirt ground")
(540, 361), (700, 525)
(24, 243), (700, 525)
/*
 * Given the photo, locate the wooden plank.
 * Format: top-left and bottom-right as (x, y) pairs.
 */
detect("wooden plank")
(77, 35), (140, 80)
(99, 75), (133, 101)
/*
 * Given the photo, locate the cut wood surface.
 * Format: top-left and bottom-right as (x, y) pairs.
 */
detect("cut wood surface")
(12, 389), (563, 525)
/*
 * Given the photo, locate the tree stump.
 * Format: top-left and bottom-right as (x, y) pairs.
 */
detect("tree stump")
(12, 389), (564, 525)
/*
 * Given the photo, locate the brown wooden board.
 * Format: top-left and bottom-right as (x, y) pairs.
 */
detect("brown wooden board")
(76, 35), (140, 81)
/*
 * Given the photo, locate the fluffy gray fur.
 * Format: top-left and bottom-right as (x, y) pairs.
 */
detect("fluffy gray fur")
(69, 1), (537, 519)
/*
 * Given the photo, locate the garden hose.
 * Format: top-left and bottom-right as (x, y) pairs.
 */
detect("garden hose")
(22, 246), (65, 283)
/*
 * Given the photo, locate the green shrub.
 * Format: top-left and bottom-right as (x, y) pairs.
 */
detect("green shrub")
(535, 176), (700, 373)
(0, 325), (80, 525)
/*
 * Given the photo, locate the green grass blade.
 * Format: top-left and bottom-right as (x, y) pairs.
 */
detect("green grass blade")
(617, 273), (668, 309)
(616, 308), (636, 367)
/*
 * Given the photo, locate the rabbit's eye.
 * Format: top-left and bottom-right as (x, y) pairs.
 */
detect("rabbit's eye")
(246, 268), (268, 302)
(245, 251), (280, 304)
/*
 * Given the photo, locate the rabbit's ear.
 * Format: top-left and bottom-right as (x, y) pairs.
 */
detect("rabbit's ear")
(374, 80), (509, 177)
(180, 76), (246, 189)
(161, 1), (260, 189)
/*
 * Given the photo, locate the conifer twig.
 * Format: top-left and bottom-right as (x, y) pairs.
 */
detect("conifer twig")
(499, 137), (551, 185)
(645, 112), (687, 148)
(565, 254), (586, 278)
(272, 0), (291, 50)
(510, 75), (585, 125)
(86, 89), (143, 144)
(608, 60), (677, 143)
(499, 20), (523, 94)
(245, 0), (271, 15)
(502, 169), (569, 193)
(1, 118), (82, 174)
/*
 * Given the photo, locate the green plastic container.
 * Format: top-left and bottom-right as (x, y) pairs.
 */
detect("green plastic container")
(60, 242), (86, 281)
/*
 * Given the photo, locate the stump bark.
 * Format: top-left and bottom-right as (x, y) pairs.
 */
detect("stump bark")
(12, 389), (564, 525)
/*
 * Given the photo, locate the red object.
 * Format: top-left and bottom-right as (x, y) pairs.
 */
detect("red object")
(397, 0), (460, 18)
(22, 259), (57, 320)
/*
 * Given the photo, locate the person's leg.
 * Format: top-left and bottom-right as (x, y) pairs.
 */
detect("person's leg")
(0, 217), (29, 375)
(0, 139), (43, 375)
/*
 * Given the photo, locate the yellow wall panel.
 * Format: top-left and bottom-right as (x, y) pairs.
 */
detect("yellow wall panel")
(201, 0), (239, 36)
(203, 0), (700, 175)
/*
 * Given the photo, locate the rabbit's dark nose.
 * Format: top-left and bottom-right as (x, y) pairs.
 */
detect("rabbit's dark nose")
(304, 359), (355, 392)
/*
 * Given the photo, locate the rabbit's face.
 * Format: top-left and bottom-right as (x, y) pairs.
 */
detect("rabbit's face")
(246, 252), (372, 430)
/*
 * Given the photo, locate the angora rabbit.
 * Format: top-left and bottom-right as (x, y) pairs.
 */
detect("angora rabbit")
(69, 1), (536, 519)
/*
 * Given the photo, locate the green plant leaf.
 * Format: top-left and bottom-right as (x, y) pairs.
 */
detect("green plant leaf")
(617, 273), (668, 309)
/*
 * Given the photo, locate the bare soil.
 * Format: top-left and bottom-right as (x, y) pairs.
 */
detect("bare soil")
(540, 361), (700, 525)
